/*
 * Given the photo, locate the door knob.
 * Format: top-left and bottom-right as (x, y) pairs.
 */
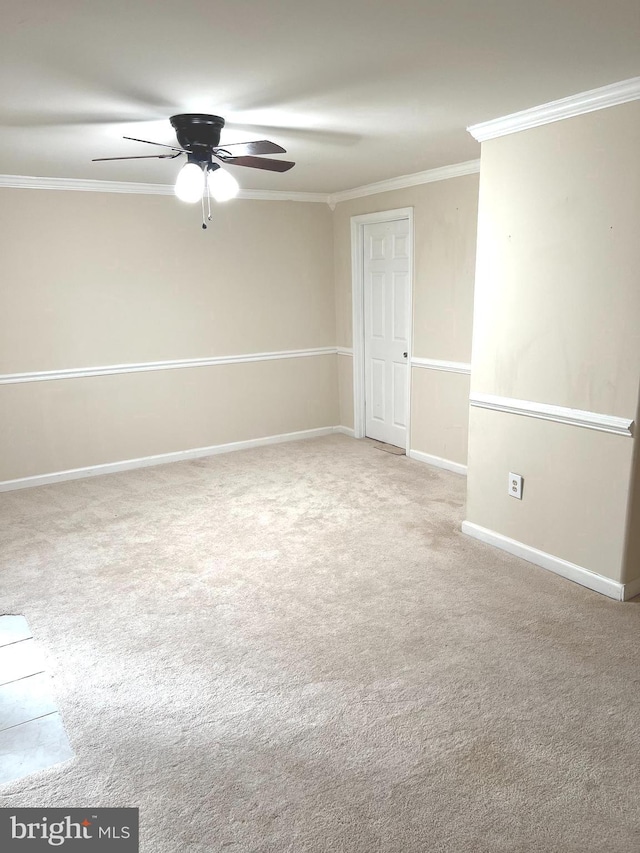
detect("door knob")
(403, 352), (408, 358)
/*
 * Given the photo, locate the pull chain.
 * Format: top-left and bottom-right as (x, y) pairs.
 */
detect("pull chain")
(201, 167), (213, 230)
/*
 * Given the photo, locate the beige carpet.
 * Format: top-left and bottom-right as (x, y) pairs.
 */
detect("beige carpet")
(1, 434), (639, 852)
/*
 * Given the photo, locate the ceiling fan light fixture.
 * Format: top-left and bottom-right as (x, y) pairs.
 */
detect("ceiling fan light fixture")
(93, 114), (293, 226)
(175, 162), (205, 203)
(207, 166), (240, 202)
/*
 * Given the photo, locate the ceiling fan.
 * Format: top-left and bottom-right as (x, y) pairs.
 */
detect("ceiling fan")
(92, 113), (295, 229)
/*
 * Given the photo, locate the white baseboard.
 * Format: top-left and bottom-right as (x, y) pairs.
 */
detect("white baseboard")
(0, 427), (340, 492)
(461, 520), (629, 601)
(408, 449), (467, 476)
(334, 425), (356, 437)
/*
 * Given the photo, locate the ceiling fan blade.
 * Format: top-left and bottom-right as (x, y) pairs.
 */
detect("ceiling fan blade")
(123, 136), (187, 153)
(213, 140), (286, 157)
(218, 155), (295, 172)
(92, 153), (182, 161)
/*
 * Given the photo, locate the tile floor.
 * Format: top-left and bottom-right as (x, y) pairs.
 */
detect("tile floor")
(0, 615), (74, 785)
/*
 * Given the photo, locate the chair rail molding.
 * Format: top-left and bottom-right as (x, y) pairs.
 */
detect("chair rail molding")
(469, 392), (633, 436)
(411, 357), (471, 375)
(0, 347), (338, 385)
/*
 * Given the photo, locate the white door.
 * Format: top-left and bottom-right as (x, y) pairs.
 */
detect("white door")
(363, 217), (410, 448)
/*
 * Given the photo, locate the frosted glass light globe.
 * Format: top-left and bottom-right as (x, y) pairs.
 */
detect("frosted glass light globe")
(208, 167), (240, 202)
(175, 163), (205, 203)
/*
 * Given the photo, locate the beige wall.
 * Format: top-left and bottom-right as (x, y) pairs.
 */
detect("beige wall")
(332, 175), (479, 463)
(0, 176), (478, 482)
(467, 101), (640, 584)
(411, 368), (470, 465)
(468, 408), (634, 581)
(0, 189), (337, 481)
(337, 354), (354, 431)
(0, 357), (338, 481)
(0, 190), (335, 372)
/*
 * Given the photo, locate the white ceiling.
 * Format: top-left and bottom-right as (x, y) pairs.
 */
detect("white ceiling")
(1, 0), (639, 193)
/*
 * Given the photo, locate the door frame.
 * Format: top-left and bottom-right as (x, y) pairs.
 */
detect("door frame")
(350, 207), (414, 452)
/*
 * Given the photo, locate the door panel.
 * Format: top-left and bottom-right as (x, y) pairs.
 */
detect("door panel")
(393, 233), (409, 259)
(371, 358), (386, 422)
(393, 272), (408, 341)
(371, 273), (385, 339)
(363, 218), (410, 447)
(371, 234), (386, 260)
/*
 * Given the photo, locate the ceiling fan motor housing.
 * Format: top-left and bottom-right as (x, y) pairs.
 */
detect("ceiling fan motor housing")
(170, 114), (225, 160)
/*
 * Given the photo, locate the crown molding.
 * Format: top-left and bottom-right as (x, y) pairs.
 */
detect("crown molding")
(327, 159), (481, 207)
(468, 76), (640, 142)
(0, 160), (481, 205)
(0, 174), (330, 203)
(237, 189), (329, 203)
(0, 175), (175, 195)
